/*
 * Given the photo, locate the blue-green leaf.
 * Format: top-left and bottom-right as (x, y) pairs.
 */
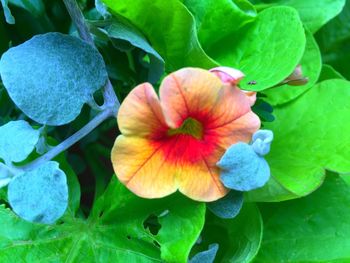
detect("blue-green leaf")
(0, 32), (108, 125)
(0, 120), (40, 163)
(189, 244), (219, 263)
(207, 191), (243, 219)
(218, 143), (270, 191)
(8, 161), (68, 224)
(0, 0), (15, 24)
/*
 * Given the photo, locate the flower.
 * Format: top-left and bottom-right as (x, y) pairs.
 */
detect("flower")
(111, 67), (260, 201)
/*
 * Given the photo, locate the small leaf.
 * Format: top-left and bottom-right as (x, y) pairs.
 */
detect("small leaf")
(189, 244), (219, 263)
(218, 143), (270, 191)
(0, 0), (15, 24)
(106, 21), (165, 83)
(8, 161), (68, 224)
(318, 64), (345, 82)
(207, 191), (243, 219)
(0, 32), (108, 125)
(0, 120), (40, 163)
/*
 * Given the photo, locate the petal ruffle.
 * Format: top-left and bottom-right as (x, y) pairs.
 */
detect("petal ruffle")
(117, 83), (168, 138)
(159, 68), (223, 127)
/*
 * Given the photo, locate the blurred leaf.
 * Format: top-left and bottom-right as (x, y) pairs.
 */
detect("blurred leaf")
(9, 0), (44, 17)
(183, 0), (256, 51)
(209, 6), (305, 91)
(264, 28), (322, 105)
(8, 161), (68, 224)
(248, 79), (350, 201)
(0, 120), (39, 163)
(191, 203), (262, 263)
(0, 32), (108, 125)
(318, 64), (345, 82)
(102, 0), (217, 71)
(106, 20), (165, 83)
(0, 0), (15, 24)
(316, 0), (350, 79)
(255, 174), (350, 262)
(0, 177), (205, 262)
(207, 191), (243, 219)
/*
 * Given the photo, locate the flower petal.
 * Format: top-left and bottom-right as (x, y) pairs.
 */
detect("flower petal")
(117, 83), (168, 138)
(178, 153), (228, 201)
(159, 68), (223, 127)
(111, 136), (177, 198)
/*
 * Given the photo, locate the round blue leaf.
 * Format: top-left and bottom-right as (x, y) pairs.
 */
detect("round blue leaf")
(8, 161), (68, 224)
(189, 244), (219, 263)
(207, 190), (243, 219)
(218, 143), (270, 191)
(0, 120), (40, 163)
(0, 33), (108, 125)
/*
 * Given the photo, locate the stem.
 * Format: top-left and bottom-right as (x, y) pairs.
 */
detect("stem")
(22, 109), (114, 171)
(63, 0), (120, 114)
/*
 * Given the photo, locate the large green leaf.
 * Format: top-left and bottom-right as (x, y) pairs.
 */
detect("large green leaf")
(191, 204), (262, 263)
(255, 174), (350, 262)
(0, 32), (108, 125)
(248, 79), (350, 202)
(208, 6), (305, 91)
(182, 0), (256, 52)
(102, 0), (217, 71)
(263, 28), (321, 105)
(0, 177), (205, 262)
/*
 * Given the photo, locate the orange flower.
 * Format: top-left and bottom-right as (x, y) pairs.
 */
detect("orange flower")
(111, 68), (260, 201)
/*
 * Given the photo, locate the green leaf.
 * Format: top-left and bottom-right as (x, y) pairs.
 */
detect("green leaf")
(102, 0), (217, 71)
(276, 0), (346, 33)
(8, 161), (68, 224)
(255, 174), (350, 262)
(0, 32), (108, 125)
(248, 79), (350, 201)
(182, 0), (256, 51)
(0, 0), (15, 24)
(263, 28), (322, 105)
(91, 177), (206, 262)
(106, 20), (165, 83)
(318, 64), (345, 82)
(191, 203), (262, 263)
(0, 177), (205, 262)
(315, 0), (350, 79)
(0, 120), (40, 163)
(208, 6), (305, 91)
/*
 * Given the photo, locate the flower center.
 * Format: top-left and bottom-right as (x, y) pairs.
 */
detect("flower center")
(167, 117), (203, 140)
